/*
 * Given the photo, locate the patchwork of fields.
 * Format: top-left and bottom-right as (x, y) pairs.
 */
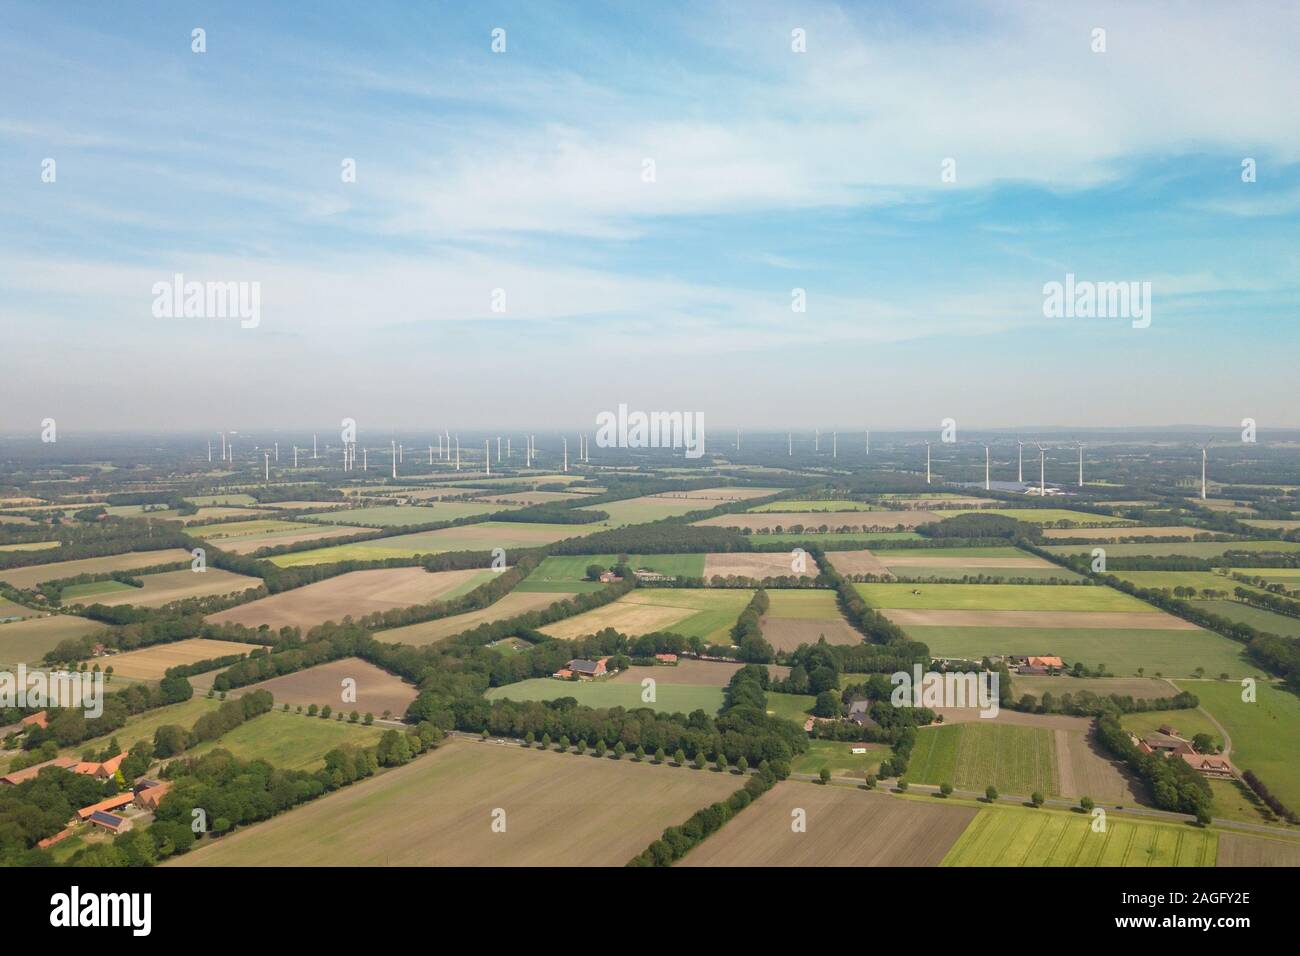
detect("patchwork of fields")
(233, 657), (419, 716)
(100, 637), (263, 681)
(61, 567), (261, 608)
(539, 589), (752, 643)
(0, 615), (109, 666)
(268, 521), (586, 566)
(0, 548), (194, 590)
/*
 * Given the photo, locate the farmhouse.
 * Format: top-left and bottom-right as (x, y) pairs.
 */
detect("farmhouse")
(654, 653), (679, 665)
(634, 568), (675, 582)
(0, 756), (78, 786)
(87, 810), (133, 834)
(1135, 732), (1193, 756)
(562, 658), (610, 680)
(76, 793), (136, 821)
(20, 710), (48, 730)
(1026, 656), (1064, 670)
(1181, 753), (1235, 778)
(134, 780), (173, 810)
(846, 699), (880, 729)
(73, 752), (127, 780)
(597, 571), (622, 583)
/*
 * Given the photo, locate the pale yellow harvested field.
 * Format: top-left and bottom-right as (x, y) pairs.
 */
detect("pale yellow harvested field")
(694, 510), (940, 531)
(1217, 833), (1300, 867)
(103, 638), (263, 681)
(72, 568), (261, 608)
(1040, 526), (1205, 541)
(540, 602), (694, 639)
(702, 552), (819, 579)
(0, 549), (194, 590)
(170, 739), (738, 867)
(472, 491), (584, 505)
(880, 609), (1200, 629)
(376, 591), (576, 646)
(207, 567), (492, 631)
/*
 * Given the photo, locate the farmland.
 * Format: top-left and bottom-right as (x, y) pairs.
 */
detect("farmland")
(760, 589), (862, 651)
(1216, 833), (1300, 867)
(679, 782), (977, 867)
(207, 567), (496, 631)
(694, 510), (940, 532)
(790, 739), (891, 778)
(539, 589), (752, 643)
(907, 625), (1253, 679)
(170, 738), (739, 866)
(748, 499), (877, 512)
(834, 546), (1081, 582)
(907, 722), (1059, 795)
(1193, 601), (1300, 638)
(0, 596), (40, 620)
(486, 677), (726, 715)
(0, 615), (110, 666)
(1107, 570), (1239, 593)
(234, 657), (419, 716)
(302, 502), (508, 526)
(1045, 539), (1300, 559)
(61, 568), (261, 608)
(374, 591), (575, 645)
(1180, 679), (1300, 811)
(854, 582), (1154, 613)
(187, 709), (386, 770)
(0, 548), (194, 590)
(702, 552), (818, 580)
(942, 804), (1217, 866)
(1040, 525), (1205, 541)
(577, 496), (706, 526)
(1010, 675), (1179, 701)
(748, 531), (924, 545)
(100, 637), (263, 681)
(944, 508), (1134, 526)
(268, 521), (585, 567)
(517, 553), (705, 590)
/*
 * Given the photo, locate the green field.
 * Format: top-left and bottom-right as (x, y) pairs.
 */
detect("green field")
(1180, 679), (1300, 812)
(908, 722), (1058, 795)
(942, 804), (1218, 866)
(0, 541), (61, 553)
(485, 677), (724, 715)
(189, 518), (316, 538)
(748, 499), (877, 512)
(889, 565), (1083, 582)
(0, 615), (110, 666)
(943, 509), (1135, 526)
(186, 494), (258, 506)
(303, 502), (506, 527)
(1109, 570), (1239, 593)
(188, 709), (386, 770)
(791, 739), (891, 777)
(763, 589), (841, 619)
(1121, 707), (1223, 751)
(60, 579), (137, 602)
(764, 691), (816, 726)
(517, 553), (707, 592)
(576, 497), (704, 527)
(269, 521), (588, 567)
(853, 582), (1152, 612)
(748, 532), (924, 545)
(1194, 601), (1300, 638)
(1247, 569), (1300, 585)
(1045, 540), (1300, 559)
(906, 626), (1253, 679)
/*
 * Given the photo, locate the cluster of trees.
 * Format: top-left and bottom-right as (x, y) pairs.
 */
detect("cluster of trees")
(1009, 684), (1202, 717)
(730, 589), (772, 662)
(43, 612), (213, 665)
(163, 649), (263, 679)
(919, 513), (1042, 540)
(0, 519), (191, 572)
(812, 545), (915, 647)
(0, 765), (124, 864)
(627, 765), (781, 866)
(1095, 713), (1214, 822)
(491, 504), (607, 524)
(17, 676), (193, 756)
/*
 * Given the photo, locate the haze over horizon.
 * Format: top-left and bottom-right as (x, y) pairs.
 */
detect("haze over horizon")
(4, 0), (1298, 430)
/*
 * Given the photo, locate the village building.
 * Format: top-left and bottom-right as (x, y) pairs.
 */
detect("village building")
(73, 752), (127, 780)
(87, 810), (133, 834)
(76, 793), (136, 821)
(0, 757), (78, 786)
(846, 699), (880, 730)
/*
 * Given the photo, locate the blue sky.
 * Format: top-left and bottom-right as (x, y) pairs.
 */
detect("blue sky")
(3, 0), (1298, 432)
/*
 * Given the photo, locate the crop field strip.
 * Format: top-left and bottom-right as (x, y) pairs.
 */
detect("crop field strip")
(907, 722), (1059, 795)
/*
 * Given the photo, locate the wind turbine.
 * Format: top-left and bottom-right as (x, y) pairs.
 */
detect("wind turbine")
(1034, 442), (1047, 497)
(455, 435), (460, 471)
(832, 432), (837, 458)
(925, 441), (931, 484)
(788, 432), (792, 456)
(293, 446), (299, 468)
(207, 440), (212, 463)
(1199, 441), (1212, 500)
(313, 434), (318, 459)
(1017, 440), (1024, 484)
(391, 440), (397, 479)
(736, 428), (740, 451)
(865, 429), (869, 455)
(984, 444), (990, 491)
(563, 437), (568, 472)
(485, 440), (491, 476)
(815, 428), (820, 453)
(1077, 442), (1084, 487)
(263, 451), (270, 482)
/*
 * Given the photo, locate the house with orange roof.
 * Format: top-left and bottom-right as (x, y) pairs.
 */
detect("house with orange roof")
(73, 752), (126, 780)
(20, 711), (48, 730)
(0, 757), (78, 786)
(75, 792), (135, 821)
(1181, 753), (1235, 778)
(134, 781), (173, 810)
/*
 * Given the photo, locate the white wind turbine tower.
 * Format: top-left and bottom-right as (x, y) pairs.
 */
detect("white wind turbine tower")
(485, 440), (491, 476)
(1034, 442), (1047, 497)
(1017, 440), (1024, 484)
(815, 428), (820, 452)
(363, 447), (368, 471)
(313, 434), (318, 459)
(455, 435), (460, 471)
(220, 432), (226, 461)
(399, 443), (404, 464)
(263, 451), (270, 482)
(391, 440), (397, 479)
(293, 446), (299, 468)
(984, 444), (991, 491)
(832, 432), (837, 458)
(274, 442), (279, 462)
(428, 444), (434, 466)
(1200, 441), (1212, 500)
(925, 441), (931, 484)
(563, 437), (568, 472)
(736, 428), (740, 451)
(207, 440), (212, 463)
(865, 429), (869, 455)
(507, 437), (512, 459)
(1077, 442), (1084, 487)
(788, 432), (792, 456)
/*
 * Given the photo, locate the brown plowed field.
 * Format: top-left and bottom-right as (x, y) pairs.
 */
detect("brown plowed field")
(703, 552), (819, 579)
(679, 782), (977, 867)
(213, 526), (374, 554)
(234, 657), (418, 716)
(207, 567), (492, 631)
(762, 618), (863, 652)
(375, 590), (574, 646)
(103, 637), (263, 681)
(1217, 833), (1300, 867)
(825, 550), (893, 576)
(880, 609), (1200, 630)
(0, 549), (194, 590)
